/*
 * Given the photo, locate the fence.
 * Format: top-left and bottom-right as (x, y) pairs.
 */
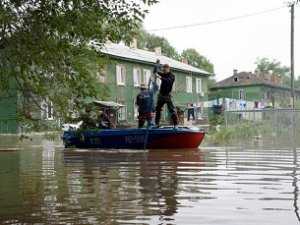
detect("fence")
(224, 109), (300, 146)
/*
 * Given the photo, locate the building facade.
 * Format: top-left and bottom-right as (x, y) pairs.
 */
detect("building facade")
(0, 43), (210, 133)
(100, 43), (210, 125)
(0, 79), (18, 133)
(209, 71), (300, 110)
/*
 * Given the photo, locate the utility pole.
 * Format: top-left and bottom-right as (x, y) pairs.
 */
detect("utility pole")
(290, 2), (295, 109)
(290, 0), (299, 109)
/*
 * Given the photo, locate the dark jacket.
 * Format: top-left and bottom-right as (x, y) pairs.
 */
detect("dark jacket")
(136, 90), (153, 114)
(158, 72), (175, 96)
(136, 81), (159, 114)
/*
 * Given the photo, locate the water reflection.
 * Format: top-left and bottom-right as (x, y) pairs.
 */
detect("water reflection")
(0, 141), (300, 225)
(292, 142), (300, 222)
(63, 149), (206, 224)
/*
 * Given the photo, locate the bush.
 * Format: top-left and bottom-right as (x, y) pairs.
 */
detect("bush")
(208, 121), (262, 144)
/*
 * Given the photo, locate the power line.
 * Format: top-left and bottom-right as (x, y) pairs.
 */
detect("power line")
(148, 6), (286, 32)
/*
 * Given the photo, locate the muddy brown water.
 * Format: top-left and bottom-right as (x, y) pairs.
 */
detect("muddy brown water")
(0, 138), (300, 225)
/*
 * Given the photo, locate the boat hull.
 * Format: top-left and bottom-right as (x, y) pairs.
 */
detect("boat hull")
(63, 127), (205, 149)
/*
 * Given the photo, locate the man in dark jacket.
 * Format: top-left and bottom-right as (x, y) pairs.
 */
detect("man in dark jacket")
(155, 64), (178, 127)
(136, 83), (158, 128)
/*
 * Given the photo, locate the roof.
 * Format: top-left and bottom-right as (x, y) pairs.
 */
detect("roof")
(93, 100), (124, 109)
(93, 42), (211, 76)
(81, 97), (124, 109)
(212, 72), (294, 91)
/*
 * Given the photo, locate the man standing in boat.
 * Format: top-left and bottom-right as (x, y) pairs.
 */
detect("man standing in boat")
(155, 64), (178, 127)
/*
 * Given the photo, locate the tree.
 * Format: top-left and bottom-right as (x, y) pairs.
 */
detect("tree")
(255, 58), (290, 76)
(255, 57), (290, 86)
(136, 29), (215, 76)
(0, 0), (157, 122)
(136, 29), (215, 88)
(181, 48), (214, 74)
(294, 76), (300, 89)
(181, 48), (215, 88)
(136, 28), (180, 60)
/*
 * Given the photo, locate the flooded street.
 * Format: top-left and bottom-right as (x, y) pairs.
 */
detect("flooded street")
(0, 139), (300, 225)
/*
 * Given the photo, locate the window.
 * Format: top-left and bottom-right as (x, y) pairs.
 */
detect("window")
(234, 77), (238, 82)
(118, 105), (127, 121)
(134, 103), (138, 120)
(133, 68), (142, 87)
(265, 91), (272, 99)
(41, 100), (54, 120)
(98, 66), (106, 83)
(239, 89), (245, 100)
(116, 64), (126, 86)
(142, 69), (151, 85)
(196, 78), (202, 94)
(186, 76), (193, 93)
(172, 80), (176, 91)
(196, 106), (203, 120)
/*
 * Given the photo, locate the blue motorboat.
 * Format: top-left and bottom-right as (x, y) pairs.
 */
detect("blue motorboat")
(63, 127), (205, 149)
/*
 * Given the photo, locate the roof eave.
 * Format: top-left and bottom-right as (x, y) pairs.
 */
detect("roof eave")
(102, 53), (211, 77)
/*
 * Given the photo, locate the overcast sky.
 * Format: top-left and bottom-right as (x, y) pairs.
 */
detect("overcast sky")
(144, 0), (300, 81)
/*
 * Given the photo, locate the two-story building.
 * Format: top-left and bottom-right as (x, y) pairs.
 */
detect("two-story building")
(209, 70), (300, 110)
(99, 43), (211, 124)
(0, 43), (211, 133)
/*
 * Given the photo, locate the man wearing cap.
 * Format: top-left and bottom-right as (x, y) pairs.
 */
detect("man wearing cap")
(155, 64), (178, 127)
(136, 83), (156, 128)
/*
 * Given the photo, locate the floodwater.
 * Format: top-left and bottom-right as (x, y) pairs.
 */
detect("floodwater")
(0, 138), (300, 225)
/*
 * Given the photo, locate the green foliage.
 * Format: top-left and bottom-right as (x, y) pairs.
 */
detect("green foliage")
(209, 114), (224, 127)
(207, 77), (216, 89)
(136, 28), (180, 60)
(294, 76), (300, 90)
(209, 126), (234, 144)
(255, 57), (300, 89)
(181, 48), (214, 74)
(181, 48), (215, 88)
(255, 58), (290, 76)
(209, 122), (260, 144)
(0, 0), (157, 122)
(255, 57), (290, 86)
(43, 132), (61, 141)
(136, 29), (215, 75)
(19, 118), (61, 133)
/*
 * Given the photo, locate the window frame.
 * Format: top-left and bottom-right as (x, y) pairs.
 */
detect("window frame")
(98, 66), (107, 83)
(186, 76), (193, 93)
(116, 64), (126, 86)
(239, 89), (245, 100)
(118, 105), (127, 121)
(196, 78), (202, 94)
(133, 67), (142, 87)
(142, 69), (151, 86)
(133, 102), (139, 120)
(172, 80), (176, 92)
(41, 100), (54, 120)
